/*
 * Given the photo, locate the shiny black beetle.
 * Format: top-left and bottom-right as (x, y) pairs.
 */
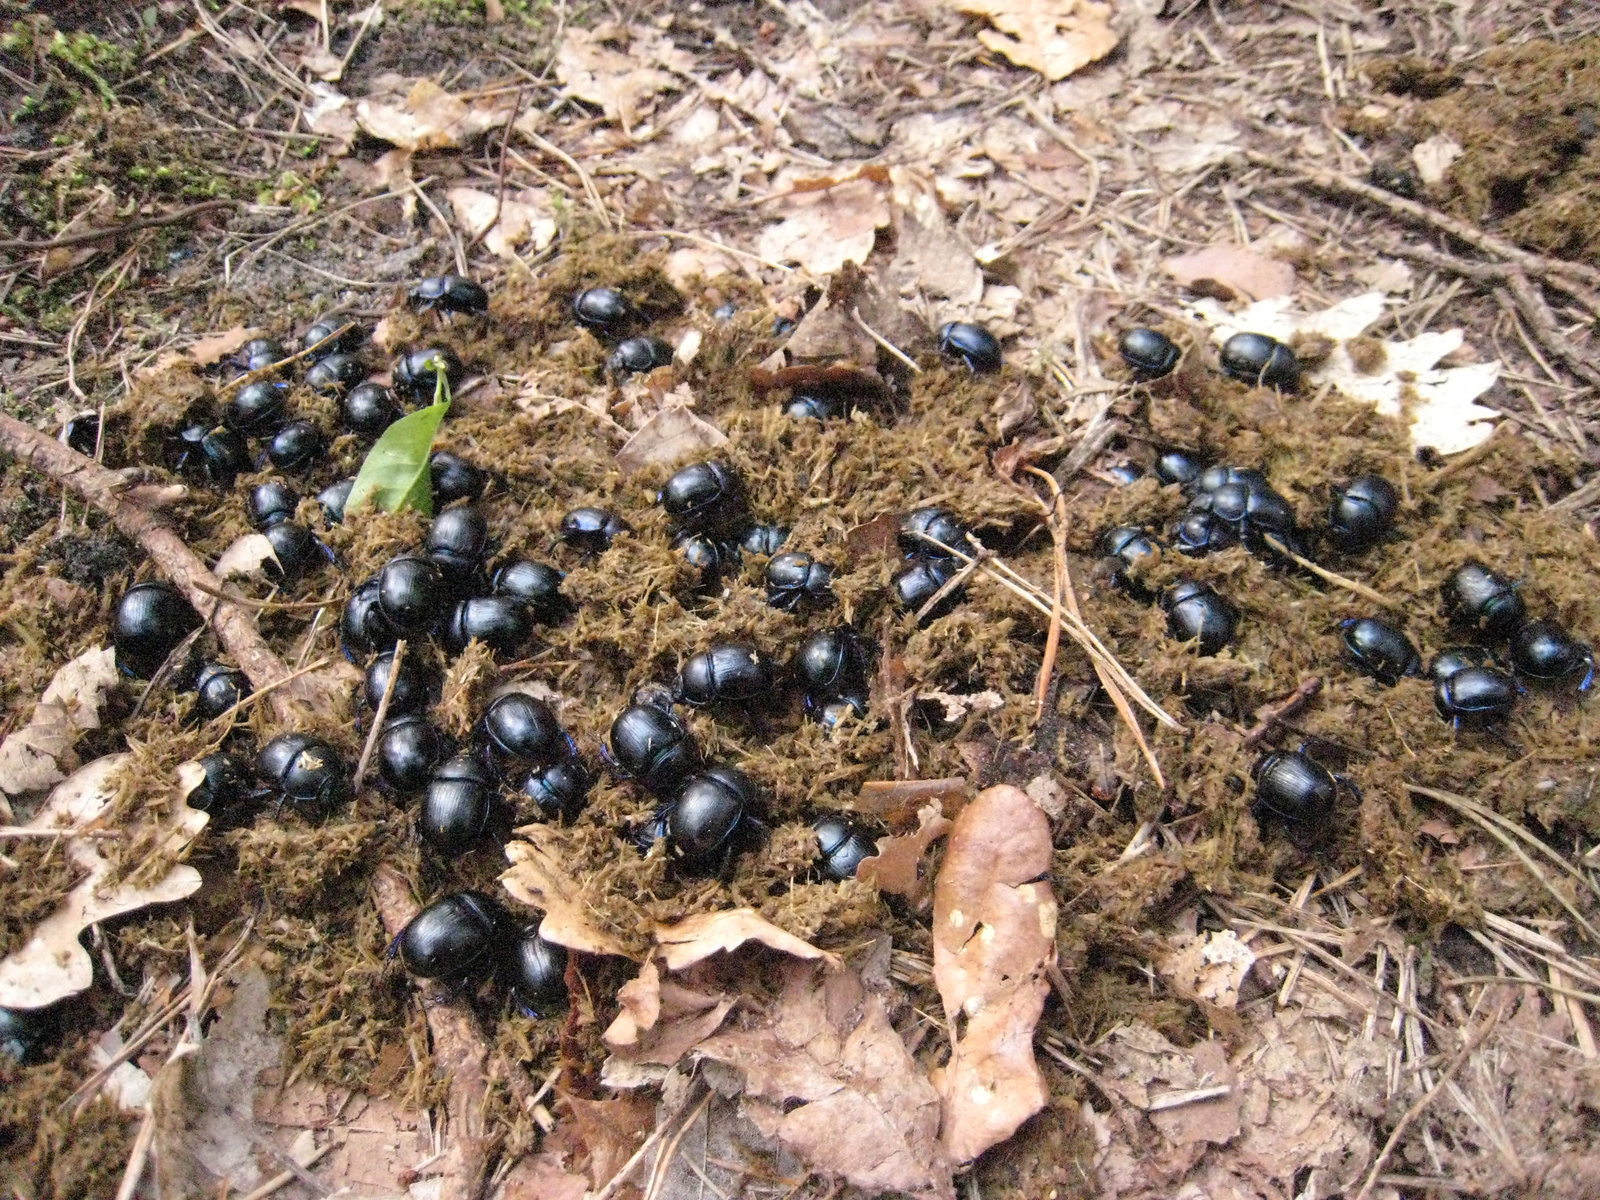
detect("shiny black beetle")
(560, 507), (630, 554)
(112, 581), (202, 679)
(1340, 618), (1421, 686)
(1164, 579), (1237, 655)
(305, 352), (366, 395)
(572, 286), (634, 336)
(257, 733), (350, 816)
(1508, 620), (1594, 689)
(492, 559), (567, 621)
(394, 346), (464, 402)
(1188, 478), (1301, 555)
(1441, 561), (1526, 640)
(1118, 327), (1181, 380)
(660, 460), (744, 534)
(340, 576), (399, 661)
(186, 752), (256, 826)
(893, 556), (963, 621)
(1251, 749), (1343, 848)
(499, 924), (569, 1014)
(193, 661), (250, 722)
(1327, 475), (1400, 551)
(64, 412), (100, 457)
(479, 693), (571, 780)
(674, 531), (740, 586)
(606, 693), (700, 799)
(409, 275), (489, 317)
(741, 524), (789, 557)
(420, 754), (503, 855)
(666, 765), (767, 876)
(1154, 448), (1204, 488)
(318, 478), (354, 525)
(426, 506), (492, 579)
(1219, 332), (1300, 391)
(766, 551), (835, 612)
(795, 626), (870, 701)
(899, 507), (968, 558)
(225, 380), (290, 436)
(234, 337), (284, 374)
(302, 318), (363, 359)
(1433, 658), (1518, 730)
(786, 390), (846, 421)
(342, 382), (402, 435)
(265, 420), (326, 473)
(1101, 526), (1162, 592)
(676, 643), (776, 707)
(394, 891), (505, 983)
(444, 596), (532, 656)
(1173, 510), (1239, 557)
(813, 815), (878, 882)
(168, 423), (251, 488)
(520, 758), (593, 824)
(0, 1005), (57, 1065)
(364, 649), (436, 715)
(606, 336), (674, 377)
(377, 713), (451, 794)
(936, 321), (1002, 374)
(430, 451), (489, 505)
(378, 555), (447, 637)
(249, 479), (299, 530)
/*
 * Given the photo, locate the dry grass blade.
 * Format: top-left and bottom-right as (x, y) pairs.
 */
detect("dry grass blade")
(1259, 535), (1401, 610)
(353, 639), (406, 793)
(1408, 783), (1600, 903)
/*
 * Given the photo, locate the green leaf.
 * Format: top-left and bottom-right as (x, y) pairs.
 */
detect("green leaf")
(346, 401), (450, 517)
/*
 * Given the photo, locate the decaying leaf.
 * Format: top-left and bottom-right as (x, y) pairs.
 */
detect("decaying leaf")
(949, 0), (1119, 82)
(695, 959), (956, 1200)
(555, 24), (688, 132)
(445, 186), (558, 259)
(929, 784), (1055, 1163)
(887, 167), (984, 309)
(654, 908), (837, 972)
(1164, 244), (1296, 302)
(602, 960), (737, 1074)
(1412, 134), (1463, 186)
(186, 326), (264, 368)
(757, 178), (890, 275)
(0, 755), (208, 1009)
(0, 645), (119, 798)
(355, 75), (513, 151)
(1159, 929), (1256, 1008)
(1096, 1024), (1242, 1145)
(856, 801), (953, 902)
(501, 830), (636, 958)
(214, 533), (280, 581)
(615, 404), (727, 474)
(562, 1093), (656, 1188)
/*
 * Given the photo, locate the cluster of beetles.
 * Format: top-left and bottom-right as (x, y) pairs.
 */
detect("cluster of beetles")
(7, 271), (1582, 1052)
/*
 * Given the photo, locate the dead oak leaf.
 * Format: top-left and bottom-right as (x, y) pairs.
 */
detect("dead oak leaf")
(1164, 244), (1296, 302)
(602, 960), (737, 1072)
(654, 908), (837, 972)
(615, 402), (727, 475)
(445, 187), (557, 259)
(950, 0), (1119, 82)
(187, 326), (265, 368)
(501, 831), (637, 959)
(562, 1093), (656, 1188)
(555, 26), (683, 133)
(356, 76), (511, 151)
(856, 801), (953, 903)
(0, 646), (119, 799)
(929, 784), (1055, 1163)
(757, 178), (890, 276)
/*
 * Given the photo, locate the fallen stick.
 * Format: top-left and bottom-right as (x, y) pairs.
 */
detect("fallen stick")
(0, 199), (239, 255)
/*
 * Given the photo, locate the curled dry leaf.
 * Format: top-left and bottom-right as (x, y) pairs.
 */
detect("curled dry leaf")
(0, 645), (119, 798)
(1163, 244), (1297, 302)
(757, 178), (890, 276)
(929, 784), (1055, 1163)
(856, 801), (953, 903)
(1412, 134), (1464, 186)
(694, 959), (956, 1200)
(186, 326), (265, 368)
(445, 186), (558, 259)
(214, 533), (280, 581)
(654, 908), (837, 972)
(0, 755), (208, 1009)
(562, 1093), (657, 1188)
(356, 75), (513, 151)
(501, 830), (636, 959)
(615, 403), (727, 475)
(602, 959), (737, 1076)
(948, 0), (1119, 82)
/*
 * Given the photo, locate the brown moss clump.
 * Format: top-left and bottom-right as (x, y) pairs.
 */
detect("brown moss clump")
(0, 842), (89, 961)
(0, 1034), (136, 1200)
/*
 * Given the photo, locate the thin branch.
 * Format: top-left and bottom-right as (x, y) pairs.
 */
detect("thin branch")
(0, 200), (238, 254)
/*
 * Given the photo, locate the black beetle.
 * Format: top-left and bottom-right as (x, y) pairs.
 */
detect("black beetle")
(340, 577), (399, 661)
(712, 302), (737, 321)
(1192, 465), (1270, 496)
(409, 275), (489, 317)
(1118, 328), (1181, 380)
(479, 692), (570, 779)
(394, 346), (465, 402)
(492, 559), (566, 621)
(1328, 475), (1400, 552)
(427, 506), (492, 577)
(0, 1005), (56, 1065)
(560, 507), (630, 553)
(606, 336), (674, 377)
(377, 713), (451, 794)
(936, 321), (1002, 374)
(235, 337), (284, 373)
(893, 556), (963, 620)
(1341, 618), (1421, 686)
(305, 352), (366, 395)
(364, 649), (436, 715)
(1164, 579), (1237, 655)
(1105, 462), (1144, 486)
(64, 413), (100, 457)
(1173, 510), (1239, 557)
(674, 531), (740, 585)
(378, 555), (447, 637)
(186, 751), (256, 825)
(499, 924), (569, 1014)
(520, 758), (593, 824)
(1435, 665), (1518, 729)
(1252, 749), (1341, 847)
(1154, 448), (1204, 488)
(1101, 525), (1162, 579)
(741, 523), (789, 556)
(1220, 332), (1300, 391)
(809, 693), (868, 729)
(225, 380), (291, 436)
(259, 517), (328, 581)
(786, 391), (846, 421)
(266, 420), (326, 473)
(813, 814), (878, 882)
(606, 697), (700, 799)
(572, 286), (634, 336)
(430, 451), (488, 505)
(169, 423), (251, 488)
(660, 460), (744, 534)
(193, 660), (250, 722)
(249, 479), (299, 529)
(257, 732), (350, 815)
(795, 626), (870, 700)
(676, 643), (776, 707)
(773, 314), (798, 337)
(342, 382), (402, 435)
(1430, 646), (1494, 683)
(444, 596), (532, 656)
(667, 765), (767, 876)
(420, 754), (503, 855)
(113, 581), (202, 679)
(394, 891), (504, 982)
(1441, 562), (1526, 640)
(1194, 479), (1302, 555)
(766, 551), (835, 612)
(1508, 620), (1594, 689)
(318, 478), (354, 525)
(302, 318), (363, 359)
(899, 507), (968, 559)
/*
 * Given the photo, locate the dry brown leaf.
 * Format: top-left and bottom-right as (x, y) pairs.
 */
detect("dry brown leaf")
(1096, 1024), (1242, 1144)
(0, 646), (119, 798)
(601, 960), (737, 1071)
(695, 959), (956, 1200)
(951, 0), (1119, 81)
(614, 404), (727, 475)
(1164, 244), (1296, 302)
(929, 784), (1055, 1163)
(757, 178), (890, 275)
(186, 326), (264, 367)
(555, 25), (686, 133)
(445, 186), (557, 259)
(501, 832), (636, 958)
(214, 533), (280, 581)
(339, 146), (413, 197)
(887, 166), (984, 308)
(356, 75), (512, 151)
(499, 1152), (588, 1200)
(562, 1093), (656, 1187)
(856, 801), (953, 902)
(654, 908), (837, 971)
(303, 83), (358, 154)
(1158, 929), (1256, 1009)
(0, 755), (207, 1009)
